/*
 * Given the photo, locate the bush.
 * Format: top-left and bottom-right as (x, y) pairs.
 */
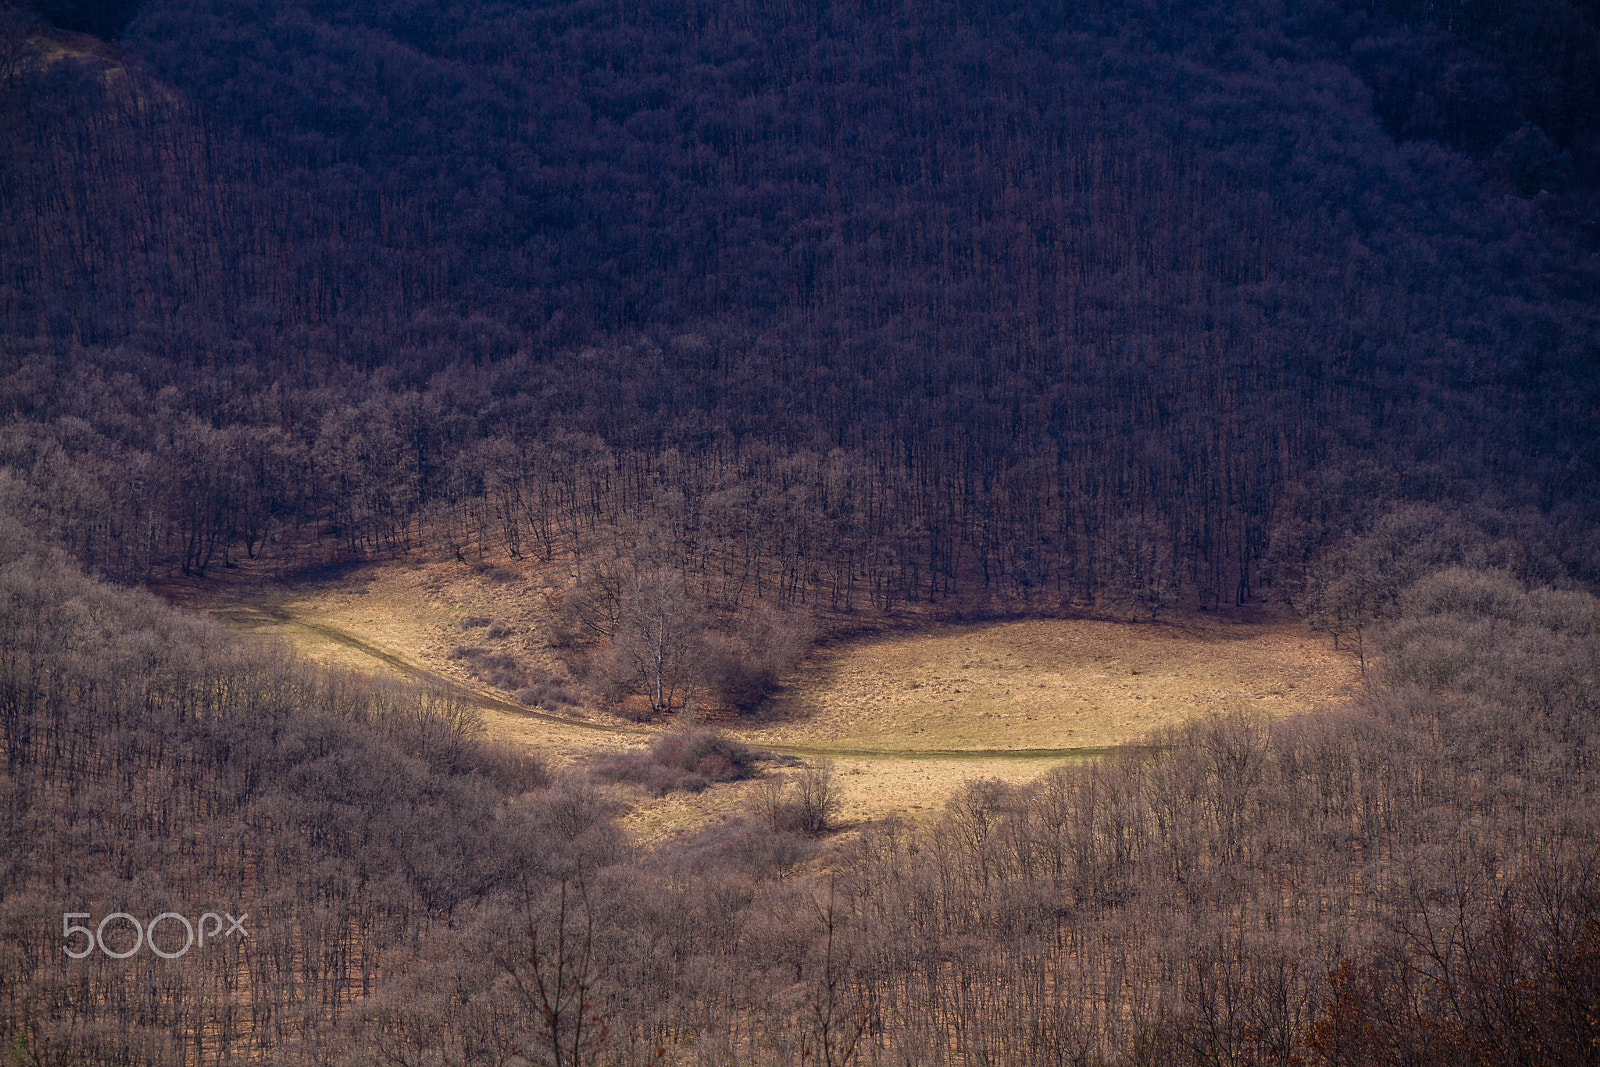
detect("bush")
(449, 644), (526, 691)
(750, 759), (841, 835)
(792, 758), (840, 833)
(557, 568), (813, 716)
(517, 677), (580, 709)
(701, 631), (778, 711)
(653, 729), (758, 779)
(737, 826), (815, 879)
(461, 740), (551, 792)
(469, 562), (522, 583)
(595, 729), (758, 795)
(701, 607), (814, 712)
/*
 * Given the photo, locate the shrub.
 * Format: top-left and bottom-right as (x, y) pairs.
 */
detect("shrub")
(595, 729), (758, 795)
(469, 561), (522, 583)
(701, 631), (778, 711)
(652, 729), (757, 778)
(792, 758), (840, 833)
(750, 760), (842, 835)
(449, 644), (526, 691)
(701, 607), (814, 712)
(461, 740), (551, 792)
(517, 677), (580, 709)
(737, 826), (815, 879)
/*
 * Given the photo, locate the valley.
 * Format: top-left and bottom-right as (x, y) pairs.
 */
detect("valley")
(195, 559), (1361, 835)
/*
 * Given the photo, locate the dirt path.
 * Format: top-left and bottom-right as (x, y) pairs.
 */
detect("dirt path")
(209, 600), (1112, 761)
(194, 560), (1358, 834)
(212, 601), (645, 734)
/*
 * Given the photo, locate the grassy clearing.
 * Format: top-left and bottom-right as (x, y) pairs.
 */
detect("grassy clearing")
(614, 753), (1077, 840)
(200, 565), (649, 766)
(189, 560), (1361, 838)
(741, 617), (1359, 754)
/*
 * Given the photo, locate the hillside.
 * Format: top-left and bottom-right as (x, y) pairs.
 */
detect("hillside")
(1, 0), (1596, 610)
(2, 0), (1599, 1061)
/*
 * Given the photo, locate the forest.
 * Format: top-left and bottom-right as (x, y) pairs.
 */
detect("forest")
(1, 0), (1598, 1059)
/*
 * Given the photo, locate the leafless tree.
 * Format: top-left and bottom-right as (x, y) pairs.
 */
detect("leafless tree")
(794, 758), (841, 835)
(500, 875), (610, 1067)
(0, 4), (37, 90)
(613, 568), (702, 717)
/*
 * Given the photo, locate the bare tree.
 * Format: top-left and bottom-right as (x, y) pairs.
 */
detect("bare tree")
(806, 878), (873, 1067)
(614, 569), (702, 717)
(794, 758), (841, 834)
(753, 773), (791, 834)
(0, 4), (38, 90)
(500, 876), (610, 1067)
(555, 553), (628, 642)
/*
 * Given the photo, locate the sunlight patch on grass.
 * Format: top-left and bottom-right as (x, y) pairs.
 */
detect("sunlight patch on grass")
(200, 561), (1360, 838)
(738, 618), (1359, 754)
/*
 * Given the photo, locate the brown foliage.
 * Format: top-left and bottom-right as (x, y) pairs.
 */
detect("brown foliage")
(594, 728), (759, 795)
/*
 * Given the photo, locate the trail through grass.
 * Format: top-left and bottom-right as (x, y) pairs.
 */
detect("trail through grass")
(194, 560), (1360, 833)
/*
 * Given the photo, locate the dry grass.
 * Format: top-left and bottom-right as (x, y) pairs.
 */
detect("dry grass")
(203, 560), (643, 767)
(188, 560), (1361, 841)
(742, 617), (1358, 754)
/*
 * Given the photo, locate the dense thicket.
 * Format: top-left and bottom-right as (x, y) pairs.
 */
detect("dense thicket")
(1, 0), (1597, 613)
(0, 522), (594, 1064)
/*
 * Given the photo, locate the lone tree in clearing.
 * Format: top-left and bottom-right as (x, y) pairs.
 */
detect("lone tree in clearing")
(614, 568), (702, 717)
